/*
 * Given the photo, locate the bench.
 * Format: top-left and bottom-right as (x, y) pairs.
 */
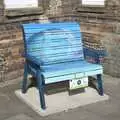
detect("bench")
(21, 22), (104, 110)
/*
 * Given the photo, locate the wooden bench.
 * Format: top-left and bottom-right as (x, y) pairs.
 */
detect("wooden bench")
(21, 22), (104, 110)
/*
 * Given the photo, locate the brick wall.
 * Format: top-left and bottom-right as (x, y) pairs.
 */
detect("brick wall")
(0, 0), (46, 82)
(0, 0), (120, 83)
(0, 1), (4, 23)
(0, 24), (24, 82)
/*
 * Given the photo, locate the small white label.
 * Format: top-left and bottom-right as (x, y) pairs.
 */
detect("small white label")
(82, 0), (105, 6)
(4, 0), (38, 9)
(69, 77), (88, 90)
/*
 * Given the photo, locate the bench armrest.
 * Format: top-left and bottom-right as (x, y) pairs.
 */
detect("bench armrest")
(83, 47), (107, 64)
(24, 54), (42, 66)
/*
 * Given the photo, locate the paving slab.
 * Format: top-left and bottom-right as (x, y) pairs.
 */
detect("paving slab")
(46, 107), (104, 120)
(15, 87), (109, 116)
(83, 99), (120, 117)
(4, 114), (34, 120)
(0, 75), (119, 120)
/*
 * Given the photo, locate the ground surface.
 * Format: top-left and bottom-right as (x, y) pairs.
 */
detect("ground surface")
(0, 75), (120, 120)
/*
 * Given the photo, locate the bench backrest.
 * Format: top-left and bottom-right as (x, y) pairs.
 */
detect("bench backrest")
(22, 22), (84, 65)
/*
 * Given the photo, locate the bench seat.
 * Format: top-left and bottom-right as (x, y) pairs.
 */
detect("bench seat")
(41, 60), (102, 83)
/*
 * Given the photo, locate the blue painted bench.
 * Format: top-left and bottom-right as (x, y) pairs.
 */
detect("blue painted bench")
(21, 22), (104, 110)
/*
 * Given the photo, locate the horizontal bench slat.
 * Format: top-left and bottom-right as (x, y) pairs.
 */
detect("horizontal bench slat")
(23, 22), (84, 65)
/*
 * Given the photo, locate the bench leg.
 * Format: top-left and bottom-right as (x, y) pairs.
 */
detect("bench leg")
(97, 74), (104, 96)
(22, 62), (28, 93)
(37, 72), (46, 110)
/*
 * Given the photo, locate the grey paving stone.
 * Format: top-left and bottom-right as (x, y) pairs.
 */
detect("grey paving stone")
(0, 75), (119, 120)
(103, 111), (120, 120)
(45, 107), (105, 120)
(4, 114), (34, 120)
(83, 98), (120, 116)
